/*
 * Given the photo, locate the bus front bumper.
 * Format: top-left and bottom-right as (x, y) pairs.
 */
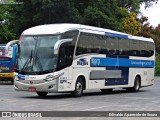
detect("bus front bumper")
(0, 72), (14, 78)
(14, 79), (58, 92)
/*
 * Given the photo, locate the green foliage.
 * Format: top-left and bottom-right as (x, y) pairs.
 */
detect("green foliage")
(116, 0), (140, 12)
(120, 12), (141, 35)
(116, 0), (158, 12)
(0, 4), (16, 43)
(9, 0), (82, 36)
(155, 54), (160, 76)
(9, 0), (131, 35)
(0, 0), (159, 44)
(82, 0), (129, 31)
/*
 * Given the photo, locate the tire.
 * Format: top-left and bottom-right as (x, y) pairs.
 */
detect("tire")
(71, 78), (84, 97)
(100, 89), (113, 92)
(37, 92), (48, 97)
(126, 76), (141, 92)
(10, 78), (14, 85)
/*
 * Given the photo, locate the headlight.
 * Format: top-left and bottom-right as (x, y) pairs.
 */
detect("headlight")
(44, 75), (54, 81)
(44, 73), (64, 81)
(14, 76), (19, 81)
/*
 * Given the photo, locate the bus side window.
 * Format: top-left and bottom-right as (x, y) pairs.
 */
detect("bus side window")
(76, 32), (93, 55)
(57, 42), (73, 70)
(93, 34), (107, 54)
(129, 40), (140, 56)
(106, 37), (118, 55)
(148, 42), (154, 57)
(140, 41), (148, 57)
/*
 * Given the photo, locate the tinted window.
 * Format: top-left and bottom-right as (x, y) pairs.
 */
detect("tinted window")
(61, 30), (79, 56)
(140, 41), (148, 57)
(76, 33), (94, 56)
(75, 32), (154, 57)
(129, 40), (140, 56)
(148, 42), (154, 57)
(57, 42), (73, 70)
(93, 34), (107, 54)
(107, 37), (119, 55)
(119, 38), (130, 55)
(61, 30), (79, 47)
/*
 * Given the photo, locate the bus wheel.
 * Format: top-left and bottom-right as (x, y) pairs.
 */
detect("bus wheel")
(37, 92), (48, 97)
(126, 76), (141, 92)
(100, 89), (113, 92)
(71, 78), (83, 97)
(11, 78), (14, 85)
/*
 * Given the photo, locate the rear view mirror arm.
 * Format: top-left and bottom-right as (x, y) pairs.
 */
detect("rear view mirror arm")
(5, 40), (19, 54)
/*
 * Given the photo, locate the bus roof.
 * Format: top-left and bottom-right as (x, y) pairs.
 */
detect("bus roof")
(22, 23), (154, 43)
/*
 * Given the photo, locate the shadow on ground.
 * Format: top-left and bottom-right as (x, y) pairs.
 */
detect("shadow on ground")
(19, 89), (149, 100)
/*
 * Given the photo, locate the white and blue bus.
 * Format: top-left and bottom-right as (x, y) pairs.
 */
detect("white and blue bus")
(6, 24), (155, 97)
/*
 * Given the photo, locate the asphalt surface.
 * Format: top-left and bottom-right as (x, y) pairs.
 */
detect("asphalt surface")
(0, 77), (160, 120)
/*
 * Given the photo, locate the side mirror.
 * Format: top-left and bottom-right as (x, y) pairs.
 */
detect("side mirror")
(5, 40), (19, 54)
(54, 39), (72, 55)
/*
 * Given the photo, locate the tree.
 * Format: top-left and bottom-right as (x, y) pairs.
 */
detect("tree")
(116, 0), (158, 12)
(0, 4), (16, 43)
(10, 0), (81, 36)
(139, 18), (160, 54)
(6, 0), (160, 38)
(83, 0), (129, 31)
(120, 12), (141, 35)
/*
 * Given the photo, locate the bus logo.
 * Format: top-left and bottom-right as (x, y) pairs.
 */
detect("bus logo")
(77, 58), (88, 66)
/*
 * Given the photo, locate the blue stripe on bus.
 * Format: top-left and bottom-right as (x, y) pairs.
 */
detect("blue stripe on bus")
(90, 57), (154, 68)
(105, 32), (128, 38)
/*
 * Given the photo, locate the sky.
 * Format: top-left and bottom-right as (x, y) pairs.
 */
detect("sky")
(140, 0), (160, 27)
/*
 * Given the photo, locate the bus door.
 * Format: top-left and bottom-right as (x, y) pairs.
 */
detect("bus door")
(57, 41), (73, 91)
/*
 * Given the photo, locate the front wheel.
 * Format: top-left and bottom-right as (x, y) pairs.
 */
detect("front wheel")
(71, 78), (84, 97)
(37, 92), (48, 97)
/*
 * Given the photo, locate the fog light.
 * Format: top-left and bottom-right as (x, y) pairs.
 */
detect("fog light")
(14, 76), (19, 81)
(48, 85), (54, 89)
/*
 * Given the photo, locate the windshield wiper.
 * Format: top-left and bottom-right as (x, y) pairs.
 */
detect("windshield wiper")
(21, 49), (33, 72)
(34, 56), (43, 71)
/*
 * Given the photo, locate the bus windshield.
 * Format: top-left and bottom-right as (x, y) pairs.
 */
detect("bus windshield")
(15, 35), (60, 74)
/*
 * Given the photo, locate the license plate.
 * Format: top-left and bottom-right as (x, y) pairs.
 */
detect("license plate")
(28, 87), (36, 92)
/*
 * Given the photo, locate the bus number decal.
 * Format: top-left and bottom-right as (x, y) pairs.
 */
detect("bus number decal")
(91, 58), (100, 66)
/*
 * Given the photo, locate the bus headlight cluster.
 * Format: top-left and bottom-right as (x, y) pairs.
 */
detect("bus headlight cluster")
(44, 75), (56, 81)
(44, 73), (64, 81)
(14, 76), (19, 81)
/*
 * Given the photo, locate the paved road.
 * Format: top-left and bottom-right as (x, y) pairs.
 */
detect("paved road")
(0, 77), (160, 111)
(0, 77), (160, 119)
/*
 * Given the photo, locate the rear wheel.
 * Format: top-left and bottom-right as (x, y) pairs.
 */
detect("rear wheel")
(71, 78), (84, 97)
(126, 76), (141, 92)
(37, 92), (48, 97)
